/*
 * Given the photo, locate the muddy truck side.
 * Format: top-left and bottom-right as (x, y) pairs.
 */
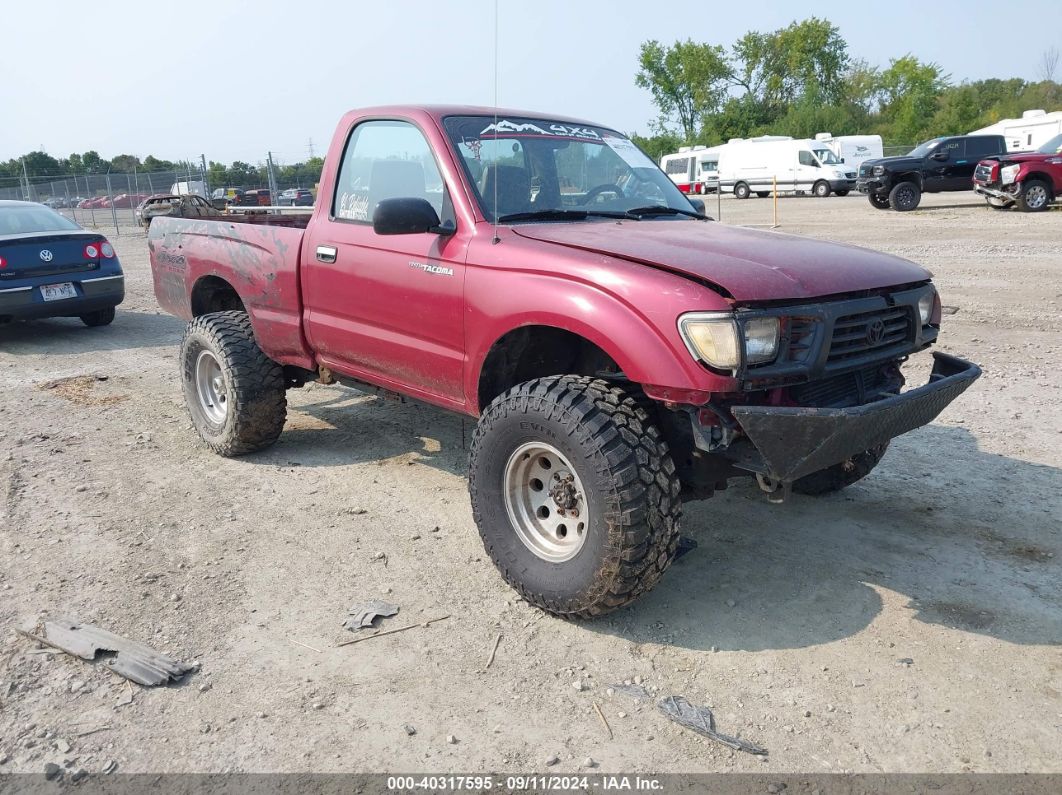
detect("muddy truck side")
(148, 105), (980, 617)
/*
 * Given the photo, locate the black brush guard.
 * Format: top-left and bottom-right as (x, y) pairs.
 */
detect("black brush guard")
(726, 353), (980, 484)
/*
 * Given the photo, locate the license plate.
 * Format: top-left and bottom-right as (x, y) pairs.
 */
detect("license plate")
(41, 282), (77, 302)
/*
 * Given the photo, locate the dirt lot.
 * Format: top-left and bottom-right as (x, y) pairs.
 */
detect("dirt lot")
(1, 192), (1059, 776)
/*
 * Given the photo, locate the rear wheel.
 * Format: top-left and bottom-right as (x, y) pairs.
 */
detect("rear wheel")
(469, 375), (681, 618)
(756, 191), (770, 198)
(813, 180), (831, 198)
(889, 181), (921, 211)
(1015, 179), (1051, 212)
(793, 443), (889, 496)
(734, 182), (751, 200)
(79, 307), (115, 327)
(835, 189), (850, 197)
(179, 310), (287, 456)
(868, 193), (891, 210)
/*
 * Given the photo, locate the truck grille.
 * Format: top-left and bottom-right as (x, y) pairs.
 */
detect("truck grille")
(790, 363), (894, 408)
(974, 163), (994, 183)
(858, 164), (871, 177)
(827, 307), (912, 363)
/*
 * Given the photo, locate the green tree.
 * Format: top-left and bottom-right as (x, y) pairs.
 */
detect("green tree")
(877, 56), (950, 143)
(21, 151), (62, 177)
(109, 154), (142, 173)
(636, 39), (731, 140)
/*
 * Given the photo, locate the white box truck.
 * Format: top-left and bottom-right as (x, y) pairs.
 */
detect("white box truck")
(814, 133), (883, 171)
(717, 138), (856, 199)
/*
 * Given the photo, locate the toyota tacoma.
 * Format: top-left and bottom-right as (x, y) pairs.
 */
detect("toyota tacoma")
(148, 105), (980, 617)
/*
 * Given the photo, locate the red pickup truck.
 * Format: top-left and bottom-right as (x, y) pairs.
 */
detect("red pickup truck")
(973, 132), (1062, 211)
(148, 105), (979, 617)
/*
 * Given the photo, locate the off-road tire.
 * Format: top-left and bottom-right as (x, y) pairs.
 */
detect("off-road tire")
(868, 193), (891, 210)
(889, 181), (921, 211)
(79, 307), (115, 327)
(469, 375), (681, 618)
(1015, 179), (1052, 212)
(734, 182), (751, 200)
(792, 443), (889, 496)
(813, 180), (831, 198)
(179, 310), (287, 457)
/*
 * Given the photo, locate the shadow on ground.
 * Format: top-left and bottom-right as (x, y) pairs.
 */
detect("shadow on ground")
(250, 391), (1062, 651)
(0, 309), (184, 354)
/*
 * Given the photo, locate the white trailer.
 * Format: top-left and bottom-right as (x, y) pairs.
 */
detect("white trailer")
(814, 133), (883, 171)
(969, 110), (1062, 152)
(717, 138), (856, 199)
(660, 145), (724, 194)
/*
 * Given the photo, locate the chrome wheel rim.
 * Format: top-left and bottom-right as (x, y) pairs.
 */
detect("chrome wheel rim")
(503, 442), (588, 563)
(1026, 185), (1048, 209)
(195, 350), (228, 424)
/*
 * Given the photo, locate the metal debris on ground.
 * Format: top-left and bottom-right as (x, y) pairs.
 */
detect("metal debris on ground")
(16, 619), (194, 687)
(610, 682), (650, 701)
(336, 615), (450, 647)
(344, 600), (400, 631)
(941, 305), (960, 315)
(657, 695), (767, 756)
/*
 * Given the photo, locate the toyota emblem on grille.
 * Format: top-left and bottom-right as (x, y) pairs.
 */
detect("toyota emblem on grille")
(39, 249), (53, 262)
(865, 318), (886, 345)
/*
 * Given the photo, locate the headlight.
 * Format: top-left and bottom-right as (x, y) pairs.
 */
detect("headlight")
(872, 165), (885, 176)
(678, 313), (779, 369)
(1000, 164), (1020, 185)
(918, 288), (938, 326)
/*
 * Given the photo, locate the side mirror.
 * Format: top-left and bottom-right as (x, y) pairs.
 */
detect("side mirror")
(840, 157), (846, 164)
(930, 150), (949, 162)
(372, 197), (452, 235)
(688, 197), (706, 215)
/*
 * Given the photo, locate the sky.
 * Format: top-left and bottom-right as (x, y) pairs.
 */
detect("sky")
(2, 0), (1060, 167)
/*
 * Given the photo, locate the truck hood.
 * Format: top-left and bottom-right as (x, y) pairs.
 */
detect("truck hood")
(989, 152), (1062, 164)
(509, 220), (930, 302)
(860, 155), (921, 171)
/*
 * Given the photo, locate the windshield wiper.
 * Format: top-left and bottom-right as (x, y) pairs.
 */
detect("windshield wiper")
(623, 206), (707, 220)
(497, 209), (590, 223)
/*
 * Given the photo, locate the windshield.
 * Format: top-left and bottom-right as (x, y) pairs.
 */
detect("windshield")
(813, 148), (842, 165)
(908, 138), (943, 158)
(1037, 133), (1062, 154)
(443, 115), (696, 222)
(0, 204), (80, 235)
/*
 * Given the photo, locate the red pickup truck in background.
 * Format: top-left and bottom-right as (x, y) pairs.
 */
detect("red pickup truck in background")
(973, 132), (1062, 211)
(148, 105), (979, 617)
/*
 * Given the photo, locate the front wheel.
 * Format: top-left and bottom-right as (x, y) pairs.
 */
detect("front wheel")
(1016, 179), (1052, 212)
(889, 181), (921, 211)
(733, 182), (751, 200)
(813, 180), (831, 198)
(179, 311), (287, 456)
(469, 376), (681, 618)
(793, 443), (889, 496)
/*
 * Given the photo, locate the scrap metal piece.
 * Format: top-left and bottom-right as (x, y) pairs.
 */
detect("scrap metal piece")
(611, 682), (650, 701)
(18, 619), (194, 686)
(344, 600), (400, 631)
(657, 695), (767, 756)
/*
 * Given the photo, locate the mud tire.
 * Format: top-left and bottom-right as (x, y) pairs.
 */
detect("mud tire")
(179, 310), (287, 457)
(469, 375), (681, 618)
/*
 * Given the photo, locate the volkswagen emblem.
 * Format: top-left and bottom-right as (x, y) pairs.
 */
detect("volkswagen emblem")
(865, 318), (886, 345)
(39, 249), (53, 262)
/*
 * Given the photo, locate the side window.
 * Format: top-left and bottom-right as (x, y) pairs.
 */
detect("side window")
(665, 157), (690, 175)
(966, 137), (1001, 159)
(333, 120), (447, 224)
(939, 139), (965, 160)
(798, 150), (817, 167)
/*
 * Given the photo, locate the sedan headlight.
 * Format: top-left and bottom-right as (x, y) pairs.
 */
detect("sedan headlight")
(918, 287), (938, 326)
(678, 313), (779, 369)
(1000, 164), (1020, 185)
(872, 165), (885, 176)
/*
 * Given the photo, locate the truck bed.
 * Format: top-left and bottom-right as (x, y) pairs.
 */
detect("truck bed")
(148, 215), (315, 369)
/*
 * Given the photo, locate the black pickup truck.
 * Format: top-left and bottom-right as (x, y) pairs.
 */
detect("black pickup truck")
(856, 134), (1008, 211)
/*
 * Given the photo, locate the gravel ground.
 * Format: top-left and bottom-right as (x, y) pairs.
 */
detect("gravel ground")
(1, 192), (1059, 776)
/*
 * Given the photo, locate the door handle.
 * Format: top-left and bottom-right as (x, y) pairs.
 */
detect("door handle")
(316, 245), (337, 264)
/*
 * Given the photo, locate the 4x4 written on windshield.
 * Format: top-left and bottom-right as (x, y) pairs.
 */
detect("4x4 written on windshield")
(442, 115), (702, 222)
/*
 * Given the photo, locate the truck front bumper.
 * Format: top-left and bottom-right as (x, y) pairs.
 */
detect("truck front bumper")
(973, 182), (1017, 204)
(856, 178), (887, 195)
(724, 352), (980, 483)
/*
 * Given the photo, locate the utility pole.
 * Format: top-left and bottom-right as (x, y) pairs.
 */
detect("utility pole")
(21, 157), (31, 201)
(201, 154), (209, 196)
(267, 151), (278, 206)
(307, 138), (315, 159)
